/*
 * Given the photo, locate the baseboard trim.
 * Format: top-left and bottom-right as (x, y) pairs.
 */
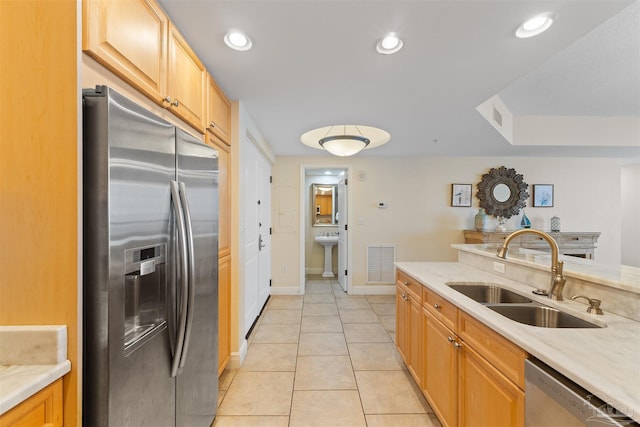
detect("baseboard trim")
(270, 286), (304, 295)
(350, 285), (395, 295)
(228, 339), (248, 370)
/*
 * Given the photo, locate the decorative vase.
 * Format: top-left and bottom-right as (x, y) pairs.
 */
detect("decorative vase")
(520, 210), (531, 229)
(474, 208), (488, 231)
(551, 215), (561, 232)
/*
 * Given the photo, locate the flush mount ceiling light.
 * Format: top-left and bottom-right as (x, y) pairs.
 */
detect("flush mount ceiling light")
(224, 30), (252, 51)
(301, 125), (390, 156)
(515, 12), (554, 38)
(376, 32), (403, 55)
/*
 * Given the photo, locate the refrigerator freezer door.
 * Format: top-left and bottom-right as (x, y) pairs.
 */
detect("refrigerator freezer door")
(175, 128), (219, 426)
(83, 87), (177, 427)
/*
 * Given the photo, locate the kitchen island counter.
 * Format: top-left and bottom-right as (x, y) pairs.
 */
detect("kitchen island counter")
(395, 259), (640, 423)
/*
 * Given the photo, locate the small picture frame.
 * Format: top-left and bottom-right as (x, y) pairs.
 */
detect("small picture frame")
(533, 184), (554, 207)
(451, 184), (472, 207)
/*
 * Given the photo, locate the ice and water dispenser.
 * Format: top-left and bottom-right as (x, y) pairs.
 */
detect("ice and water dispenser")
(124, 243), (167, 355)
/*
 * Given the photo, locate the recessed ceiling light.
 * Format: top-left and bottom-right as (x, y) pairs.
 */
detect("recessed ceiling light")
(224, 30), (252, 51)
(376, 33), (403, 55)
(515, 12), (554, 38)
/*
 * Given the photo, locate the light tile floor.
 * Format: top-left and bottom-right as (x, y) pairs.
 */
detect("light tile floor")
(214, 278), (442, 427)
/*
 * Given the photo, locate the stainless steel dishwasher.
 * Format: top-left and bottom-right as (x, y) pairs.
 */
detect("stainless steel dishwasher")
(525, 358), (638, 427)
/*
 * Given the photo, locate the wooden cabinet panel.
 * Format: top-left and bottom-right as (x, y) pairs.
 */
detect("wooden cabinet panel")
(167, 23), (206, 132)
(397, 280), (423, 384)
(0, 379), (63, 427)
(423, 287), (457, 331)
(395, 286), (409, 363)
(217, 254), (231, 376)
(206, 74), (231, 144)
(458, 344), (524, 427)
(83, 0), (168, 103)
(396, 270), (423, 302)
(1, 1), (78, 425)
(423, 309), (458, 427)
(408, 295), (423, 385)
(458, 311), (526, 388)
(207, 135), (231, 258)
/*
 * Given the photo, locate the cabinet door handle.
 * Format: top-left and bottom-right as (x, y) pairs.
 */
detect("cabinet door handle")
(453, 341), (463, 349)
(434, 303), (441, 310)
(210, 121), (216, 128)
(447, 336), (455, 343)
(172, 99), (180, 107)
(164, 96), (172, 103)
(403, 281), (409, 286)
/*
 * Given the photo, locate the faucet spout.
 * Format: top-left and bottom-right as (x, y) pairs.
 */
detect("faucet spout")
(496, 229), (566, 301)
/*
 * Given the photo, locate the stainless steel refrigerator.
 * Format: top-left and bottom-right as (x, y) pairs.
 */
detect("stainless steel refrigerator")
(82, 86), (218, 427)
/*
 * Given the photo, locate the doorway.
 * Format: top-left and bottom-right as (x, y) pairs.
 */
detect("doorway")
(301, 166), (350, 294)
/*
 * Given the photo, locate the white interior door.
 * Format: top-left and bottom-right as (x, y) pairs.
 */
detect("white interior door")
(242, 141), (260, 336)
(257, 154), (271, 309)
(242, 141), (272, 336)
(337, 179), (348, 292)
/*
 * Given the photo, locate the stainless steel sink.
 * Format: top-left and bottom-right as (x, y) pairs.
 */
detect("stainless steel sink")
(446, 282), (533, 304)
(446, 282), (602, 328)
(488, 305), (601, 328)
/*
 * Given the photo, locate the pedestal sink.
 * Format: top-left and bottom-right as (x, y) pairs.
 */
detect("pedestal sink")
(315, 235), (338, 278)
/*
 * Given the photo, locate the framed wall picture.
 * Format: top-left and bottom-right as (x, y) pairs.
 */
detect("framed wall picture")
(533, 184), (554, 207)
(451, 184), (472, 207)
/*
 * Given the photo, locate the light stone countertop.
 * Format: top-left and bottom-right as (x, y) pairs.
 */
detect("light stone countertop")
(453, 243), (640, 293)
(0, 362), (71, 415)
(0, 325), (70, 415)
(395, 261), (640, 422)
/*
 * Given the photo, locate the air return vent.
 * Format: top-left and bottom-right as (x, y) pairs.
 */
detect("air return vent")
(492, 105), (503, 128)
(367, 245), (396, 284)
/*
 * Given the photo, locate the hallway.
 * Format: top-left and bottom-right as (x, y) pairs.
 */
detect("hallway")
(213, 278), (441, 427)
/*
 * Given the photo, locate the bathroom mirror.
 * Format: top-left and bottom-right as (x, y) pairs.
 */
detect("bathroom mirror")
(477, 166), (528, 218)
(312, 183), (338, 226)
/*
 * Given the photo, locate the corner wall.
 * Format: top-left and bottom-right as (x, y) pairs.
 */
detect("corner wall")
(271, 156), (623, 291)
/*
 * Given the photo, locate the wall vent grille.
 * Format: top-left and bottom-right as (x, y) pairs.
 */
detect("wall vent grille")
(366, 244), (396, 284)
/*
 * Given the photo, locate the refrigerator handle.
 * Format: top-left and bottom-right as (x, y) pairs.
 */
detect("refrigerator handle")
(177, 181), (196, 369)
(170, 181), (189, 378)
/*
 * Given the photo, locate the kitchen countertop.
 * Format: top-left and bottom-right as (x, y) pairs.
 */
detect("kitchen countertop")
(453, 243), (640, 293)
(0, 362), (70, 415)
(0, 325), (70, 415)
(395, 261), (640, 422)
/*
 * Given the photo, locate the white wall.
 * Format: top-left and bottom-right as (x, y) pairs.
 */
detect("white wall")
(271, 156), (623, 291)
(621, 163), (640, 267)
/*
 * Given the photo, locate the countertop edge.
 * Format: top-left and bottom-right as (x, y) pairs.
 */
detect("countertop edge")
(0, 361), (71, 415)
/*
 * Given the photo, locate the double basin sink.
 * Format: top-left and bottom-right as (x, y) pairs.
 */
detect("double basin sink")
(446, 282), (601, 328)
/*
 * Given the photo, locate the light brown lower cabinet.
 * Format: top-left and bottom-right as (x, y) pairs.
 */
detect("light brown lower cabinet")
(217, 254), (231, 376)
(0, 378), (63, 427)
(423, 308), (458, 427)
(396, 273), (423, 384)
(458, 343), (524, 427)
(398, 271), (525, 427)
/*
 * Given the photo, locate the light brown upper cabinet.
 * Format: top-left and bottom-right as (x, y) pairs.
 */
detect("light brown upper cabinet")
(207, 74), (231, 145)
(83, 0), (206, 133)
(166, 23), (206, 133)
(83, 0), (168, 104)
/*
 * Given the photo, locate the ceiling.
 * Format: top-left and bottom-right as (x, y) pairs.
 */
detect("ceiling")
(158, 0), (640, 158)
